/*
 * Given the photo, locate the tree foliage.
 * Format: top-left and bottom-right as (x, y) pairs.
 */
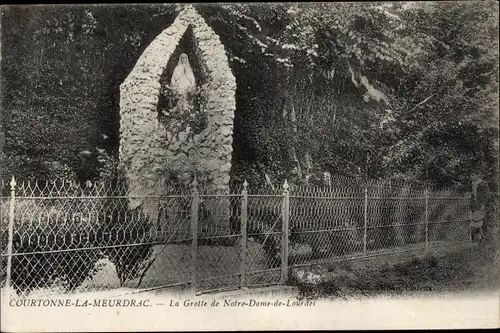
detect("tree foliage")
(1, 4), (177, 179)
(1, 3), (498, 190)
(199, 2), (498, 188)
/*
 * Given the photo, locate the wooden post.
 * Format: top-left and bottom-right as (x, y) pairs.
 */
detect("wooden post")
(363, 187), (368, 255)
(6, 176), (16, 290)
(424, 189), (429, 252)
(240, 180), (248, 289)
(281, 180), (290, 284)
(190, 177), (199, 294)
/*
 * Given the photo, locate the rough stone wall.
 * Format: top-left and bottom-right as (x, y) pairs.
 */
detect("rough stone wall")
(119, 5), (236, 219)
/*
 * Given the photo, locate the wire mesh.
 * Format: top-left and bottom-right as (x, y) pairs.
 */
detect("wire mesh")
(287, 184), (470, 267)
(0, 180), (197, 296)
(366, 187), (427, 252)
(427, 195), (470, 245)
(196, 193), (242, 292)
(0, 195), (9, 288)
(289, 187), (365, 266)
(245, 194), (283, 287)
(0, 177), (475, 297)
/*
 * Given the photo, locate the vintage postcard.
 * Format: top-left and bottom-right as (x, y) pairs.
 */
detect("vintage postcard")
(0, 2), (499, 331)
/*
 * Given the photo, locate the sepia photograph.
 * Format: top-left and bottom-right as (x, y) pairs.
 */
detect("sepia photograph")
(0, 2), (499, 331)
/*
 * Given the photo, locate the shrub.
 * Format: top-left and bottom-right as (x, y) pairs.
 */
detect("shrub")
(158, 84), (209, 136)
(96, 147), (119, 182)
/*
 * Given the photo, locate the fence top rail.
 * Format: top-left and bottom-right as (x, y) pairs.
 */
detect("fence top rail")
(1, 176), (474, 199)
(1, 179), (240, 197)
(290, 195), (364, 200)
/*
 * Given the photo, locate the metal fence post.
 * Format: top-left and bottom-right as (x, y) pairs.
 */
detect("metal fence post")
(363, 187), (368, 255)
(281, 180), (290, 284)
(6, 176), (17, 290)
(240, 180), (248, 289)
(424, 188), (429, 252)
(190, 177), (199, 295)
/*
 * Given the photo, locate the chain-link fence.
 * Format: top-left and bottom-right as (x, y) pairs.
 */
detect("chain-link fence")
(1, 177), (473, 297)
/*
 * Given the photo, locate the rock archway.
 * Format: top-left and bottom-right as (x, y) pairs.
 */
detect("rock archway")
(119, 5), (236, 215)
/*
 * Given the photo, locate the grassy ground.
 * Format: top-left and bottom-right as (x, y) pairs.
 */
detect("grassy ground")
(293, 242), (500, 300)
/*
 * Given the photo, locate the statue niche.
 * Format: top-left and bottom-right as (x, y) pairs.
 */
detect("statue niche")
(158, 33), (208, 141)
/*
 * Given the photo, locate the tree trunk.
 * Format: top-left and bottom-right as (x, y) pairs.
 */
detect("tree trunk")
(287, 91), (301, 179)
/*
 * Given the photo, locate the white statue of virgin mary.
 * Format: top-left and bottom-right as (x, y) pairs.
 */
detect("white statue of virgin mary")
(170, 53), (196, 96)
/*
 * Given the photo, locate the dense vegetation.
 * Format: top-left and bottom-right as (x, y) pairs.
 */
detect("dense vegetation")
(1, 3), (498, 190)
(294, 244), (500, 299)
